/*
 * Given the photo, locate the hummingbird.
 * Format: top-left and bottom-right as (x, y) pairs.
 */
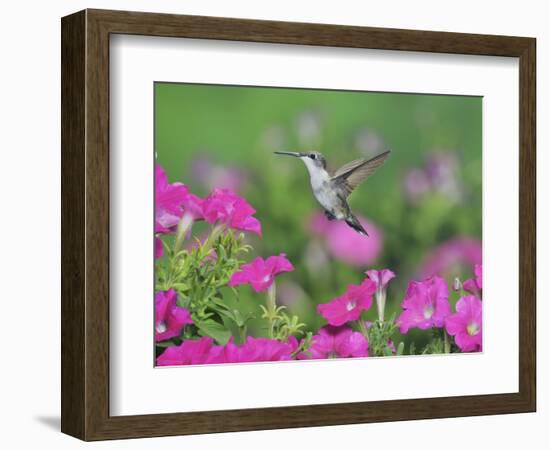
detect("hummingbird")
(274, 150), (391, 236)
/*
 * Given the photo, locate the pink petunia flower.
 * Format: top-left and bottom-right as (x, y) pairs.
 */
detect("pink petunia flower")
(202, 188), (262, 236)
(155, 236), (164, 259)
(309, 212), (383, 267)
(366, 268), (396, 321)
(181, 193), (205, 220)
(317, 279), (376, 326)
(396, 276), (451, 333)
(463, 264), (483, 297)
(155, 164), (190, 232)
(366, 268), (396, 289)
(228, 254), (294, 293)
(223, 336), (297, 363)
(155, 289), (193, 342)
(301, 325), (368, 359)
(445, 295), (482, 352)
(156, 336), (297, 366)
(156, 336), (213, 366)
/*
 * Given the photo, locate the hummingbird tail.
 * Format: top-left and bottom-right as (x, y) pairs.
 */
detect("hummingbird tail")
(345, 214), (369, 236)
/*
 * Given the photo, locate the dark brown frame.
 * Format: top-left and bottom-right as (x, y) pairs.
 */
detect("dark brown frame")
(61, 9), (536, 441)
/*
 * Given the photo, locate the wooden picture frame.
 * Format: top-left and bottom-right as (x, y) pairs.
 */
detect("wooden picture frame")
(61, 8), (536, 441)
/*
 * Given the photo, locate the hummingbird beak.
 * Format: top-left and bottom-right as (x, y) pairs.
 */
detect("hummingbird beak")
(274, 151), (305, 158)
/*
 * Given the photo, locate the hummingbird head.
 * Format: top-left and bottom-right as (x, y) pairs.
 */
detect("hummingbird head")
(274, 151), (327, 170)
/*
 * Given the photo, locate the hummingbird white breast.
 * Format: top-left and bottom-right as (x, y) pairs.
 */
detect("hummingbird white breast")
(302, 158), (346, 220)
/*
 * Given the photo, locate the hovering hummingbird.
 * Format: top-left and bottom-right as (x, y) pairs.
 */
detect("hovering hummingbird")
(274, 150), (391, 236)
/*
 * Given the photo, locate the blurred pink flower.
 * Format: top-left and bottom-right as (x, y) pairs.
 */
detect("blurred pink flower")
(155, 164), (190, 232)
(354, 128), (386, 157)
(475, 264), (482, 289)
(396, 276), (451, 333)
(425, 152), (462, 201)
(366, 268), (396, 321)
(463, 264), (483, 297)
(317, 279), (376, 326)
(228, 254), (294, 293)
(301, 325), (368, 359)
(403, 168), (430, 203)
(419, 237), (482, 279)
(445, 295), (482, 352)
(155, 289), (193, 342)
(191, 156), (246, 193)
(202, 188), (262, 236)
(402, 151), (463, 203)
(277, 281), (307, 307)
(155, 237), (164, 259)
(309, 212), (383, 267)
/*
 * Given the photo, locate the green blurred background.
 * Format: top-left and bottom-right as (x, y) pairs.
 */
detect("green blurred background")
(155, 82), (482, 352)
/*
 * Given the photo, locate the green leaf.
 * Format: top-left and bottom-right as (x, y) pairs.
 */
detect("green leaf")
(396, 341), (405, 356)
(155, 341), (176, 348)
(196, 319), (232, 345)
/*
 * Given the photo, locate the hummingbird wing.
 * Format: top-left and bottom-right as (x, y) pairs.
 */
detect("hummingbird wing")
(331, 150), (391, 197)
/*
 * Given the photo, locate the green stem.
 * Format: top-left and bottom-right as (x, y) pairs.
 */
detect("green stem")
(266, 283), (277, 339)
(443, 329), (451, 353)
(239, 324), (247, 344)
(357, 319), (369, 338)
(200, 223), (225, 258)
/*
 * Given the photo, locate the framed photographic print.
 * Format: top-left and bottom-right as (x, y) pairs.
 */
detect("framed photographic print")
(61, 9), (536, 441)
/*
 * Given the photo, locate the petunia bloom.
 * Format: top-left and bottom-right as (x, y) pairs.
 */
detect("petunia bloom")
(202, 188), (262, 236)
(228, 254), (294, 293)
(366, 268), (396, 321)
(463, 264), (483, 298)
(222, 336), (297, 363)
(445, 295), (482, 352)
(156, 336), (214, 366)
(309, 212), (383, 267)
(155, 164), (190, 232)
(155, 289), (193, 342)
(155, 236), (164, 259)
(156, 336), (297, 366)
(302, 325), (368, 359)
(317, 279), (376, 326)
(396, 276), (451, 333)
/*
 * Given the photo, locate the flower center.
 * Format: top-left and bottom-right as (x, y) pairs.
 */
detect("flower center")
(156, 321), (167, 333)
(346, 300), (357, 311)
(467, 322), (480, 336)
(423, 305), (434, 319)
(262, 274), (271, 283)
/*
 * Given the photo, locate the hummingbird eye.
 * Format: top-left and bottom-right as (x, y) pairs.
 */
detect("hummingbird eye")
(309, 153), (316, 159)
